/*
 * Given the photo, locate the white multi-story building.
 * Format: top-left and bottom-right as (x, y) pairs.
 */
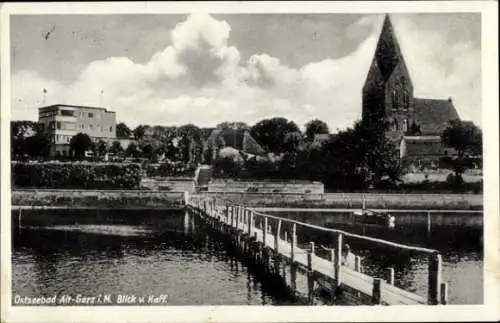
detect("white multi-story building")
(38, 104), (116, 157)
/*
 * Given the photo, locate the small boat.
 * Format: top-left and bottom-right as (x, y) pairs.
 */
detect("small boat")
(352, 209), (395, 229)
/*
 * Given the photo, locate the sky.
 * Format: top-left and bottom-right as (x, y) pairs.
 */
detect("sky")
(10, 13), (481, 131)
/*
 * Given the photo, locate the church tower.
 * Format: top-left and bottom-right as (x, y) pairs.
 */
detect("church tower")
(362, 14), (415, 141)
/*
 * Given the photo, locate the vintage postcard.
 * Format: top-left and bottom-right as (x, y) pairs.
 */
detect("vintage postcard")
(1, 1), (499, 322)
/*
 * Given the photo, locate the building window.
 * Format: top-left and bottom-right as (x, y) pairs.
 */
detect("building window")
(81, 124), (85, 129)
(88, 112), (94, 118)
(392, 90), (397, 110)
(109, 126), (113, 132)
(61, 110), (74, 117)
(56, 122), (61, 130)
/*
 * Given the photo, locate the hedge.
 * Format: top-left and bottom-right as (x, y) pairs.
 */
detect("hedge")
(12, 162), (144, 189)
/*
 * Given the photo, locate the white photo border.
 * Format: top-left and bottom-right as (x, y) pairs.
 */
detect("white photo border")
(1, 1), (498, 322)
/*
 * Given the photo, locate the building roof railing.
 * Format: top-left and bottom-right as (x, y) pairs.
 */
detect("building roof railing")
(38, 104), (116, 113)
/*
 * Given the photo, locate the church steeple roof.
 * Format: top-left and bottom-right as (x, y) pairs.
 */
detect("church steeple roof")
(374, 14), (405, 81)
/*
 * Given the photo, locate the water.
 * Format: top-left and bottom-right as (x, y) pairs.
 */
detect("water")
(11, 211), (293, 306)
(11, 209), (482, 305)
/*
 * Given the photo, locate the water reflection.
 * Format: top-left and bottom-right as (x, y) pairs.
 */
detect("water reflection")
(12, 210), (297, 306)
(11, 209), (482, 305)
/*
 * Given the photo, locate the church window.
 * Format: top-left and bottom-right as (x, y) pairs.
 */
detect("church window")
(403, 91), (409, 110)
(393, 118), (398, 131)
(391, 90), (397, 110)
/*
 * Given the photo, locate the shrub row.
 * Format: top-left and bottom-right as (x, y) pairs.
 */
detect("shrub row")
(12, 163), (144, 189)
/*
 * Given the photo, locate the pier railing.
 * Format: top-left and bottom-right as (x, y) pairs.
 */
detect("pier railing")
(186, 194), (448, 305)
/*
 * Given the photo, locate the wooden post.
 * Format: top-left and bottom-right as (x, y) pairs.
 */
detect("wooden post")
(290, 224), (297, 292)
(335, 233), (343, 287)
(275, 219), (282, 252)
(263, 217), (268, 247)
(235, 207), (240, 231)
(354, 255), (361, 272)
(248, 210), (253, 236)
(372, 279), (382, 304)
(240, 207), (248, 232)
(307, 241), (315, 305)
(427, 212), (431, 235)
(284, 231), (288, 242)
(229, 206), (233, 227)
(386, 267), (395, 285)
(440, 282), (448, 305)
(428, 252), (442, 305)
(18, 209), (22, 232)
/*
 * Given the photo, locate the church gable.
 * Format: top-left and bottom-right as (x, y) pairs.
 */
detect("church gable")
(414, 98), (459, 135)
(205, 128), (265, 157)
(242, 131), (265, 155)
(362, 15), (414, 125)
(373, 15), (406, 82)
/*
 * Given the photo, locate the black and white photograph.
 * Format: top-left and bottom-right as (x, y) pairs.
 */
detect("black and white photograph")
(1, 1), (498, 322)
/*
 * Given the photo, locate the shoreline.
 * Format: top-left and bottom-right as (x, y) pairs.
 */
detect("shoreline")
(11, 189), (483, 211)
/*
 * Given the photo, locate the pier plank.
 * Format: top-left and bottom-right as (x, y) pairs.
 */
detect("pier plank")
(188, 196), (433, 306)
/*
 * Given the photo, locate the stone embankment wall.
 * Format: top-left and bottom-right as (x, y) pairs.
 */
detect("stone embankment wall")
(204, 192), (483, 210)
(12, 189), (186, 209)
(141, 178), (194, 192)
(207, 181), (325, 194)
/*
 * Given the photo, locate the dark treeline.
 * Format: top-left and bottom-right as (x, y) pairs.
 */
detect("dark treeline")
(11, 116), (482, 192)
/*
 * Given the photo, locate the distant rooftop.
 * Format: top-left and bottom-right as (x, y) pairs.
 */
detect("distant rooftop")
(38, 104), (115, 113)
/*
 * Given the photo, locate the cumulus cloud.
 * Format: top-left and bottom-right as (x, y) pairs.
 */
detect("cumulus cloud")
(11, 13), (481, 131)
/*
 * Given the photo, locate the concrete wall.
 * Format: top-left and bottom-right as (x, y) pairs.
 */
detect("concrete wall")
(204, 192), (483, 210)
(207, 181), (324, 194)
(141, 178), (195, 192)
(12, 189), (185, 209)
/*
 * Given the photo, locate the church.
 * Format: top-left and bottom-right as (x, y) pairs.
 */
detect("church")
(362, 14), (461, 167)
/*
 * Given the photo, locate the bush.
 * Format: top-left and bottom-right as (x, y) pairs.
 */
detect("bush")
(145, 161), (195, 177)
(12, 162), (143, 189)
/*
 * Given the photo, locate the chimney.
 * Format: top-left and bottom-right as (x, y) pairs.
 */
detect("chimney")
(448, 97), (452, 103)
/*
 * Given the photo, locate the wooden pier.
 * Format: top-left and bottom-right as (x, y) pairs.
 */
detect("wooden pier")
(186, 194), (448, 306)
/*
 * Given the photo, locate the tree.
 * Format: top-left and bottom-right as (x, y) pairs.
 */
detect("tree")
(304, 119), (329, 141)
(116, 122), (132, 139)
(11, 121), (45, 159)
(442, 119), (482, 158)
(125, 143), (140, 158)
(175, 124), (202, 164)
(133, 125), (147, 140)
(24, 133), (50, 158)
(304, 119), (401, 190)
(216, 122), (250, 132)
(110, 141), (124, 154)
(70, 133), (93, 159)
(177, 124), (202, 141)
(97, 140), (108, 157)
(142, 144), (154, 159)
(441, 119), (483, 177)
(250, 117), (300, 153)
(283, 132), (304, 152)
